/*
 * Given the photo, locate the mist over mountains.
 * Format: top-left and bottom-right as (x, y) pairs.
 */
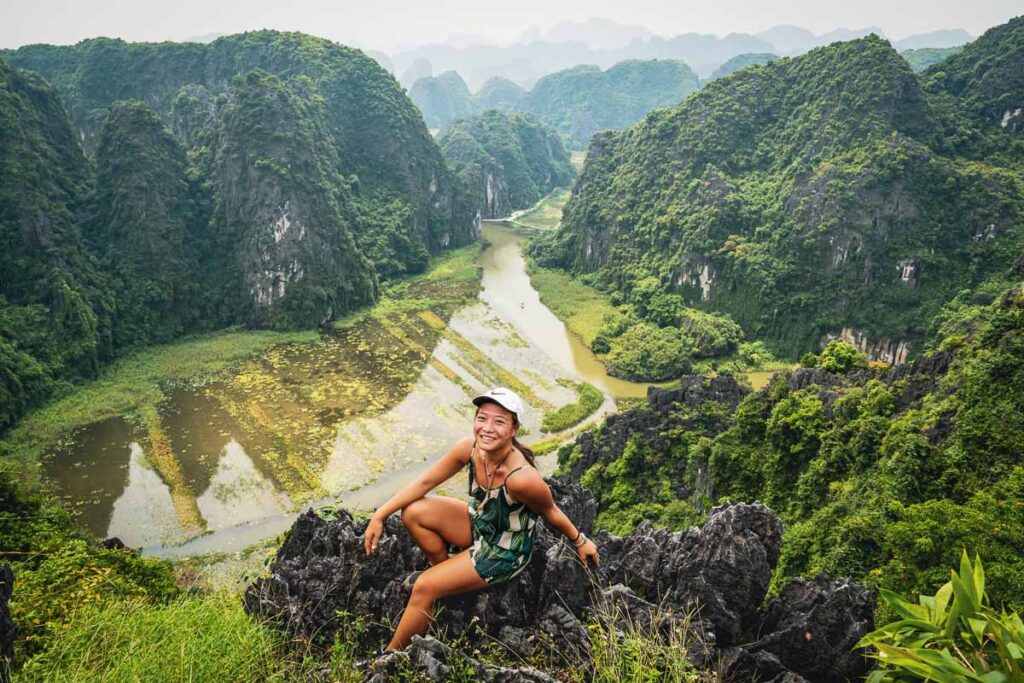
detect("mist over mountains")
(387, 18), (974, 88)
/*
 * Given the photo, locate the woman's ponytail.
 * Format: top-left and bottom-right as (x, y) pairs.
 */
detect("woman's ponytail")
(512, 434), (535, 468)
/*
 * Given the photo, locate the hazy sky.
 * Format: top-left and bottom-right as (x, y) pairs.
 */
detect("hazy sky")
(1, 0), (1020, 52)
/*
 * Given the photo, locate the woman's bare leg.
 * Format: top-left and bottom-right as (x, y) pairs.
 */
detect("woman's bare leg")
(400, 495), (472, 565)
(386, 549), (488, 651)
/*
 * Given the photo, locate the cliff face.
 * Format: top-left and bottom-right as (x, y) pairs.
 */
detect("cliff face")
(5, 31), (477, 273)
(207, 70), (376, 328)
(439, 110), (575, 219)
(91, 100), (198, 346)
(538, 32), (1024, 360)
(0, 59), (112, 429)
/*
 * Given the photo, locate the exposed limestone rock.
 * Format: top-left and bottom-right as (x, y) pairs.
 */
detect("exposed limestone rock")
(824, 327), (911, 365)
(750, 574), (876, 682)
(244, 482), (874, 681)
(361, 636), (558, 683)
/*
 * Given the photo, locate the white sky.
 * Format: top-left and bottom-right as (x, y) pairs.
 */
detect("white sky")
(1, 0), (1020, 52)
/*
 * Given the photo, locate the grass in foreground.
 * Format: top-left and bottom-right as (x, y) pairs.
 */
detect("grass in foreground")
(526, 264), (619, 349)
(17, 575), (710, 683)
(18, 593), (303, 682)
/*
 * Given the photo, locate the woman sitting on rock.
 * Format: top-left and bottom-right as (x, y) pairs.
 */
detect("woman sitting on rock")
(363, 387), (600, 652)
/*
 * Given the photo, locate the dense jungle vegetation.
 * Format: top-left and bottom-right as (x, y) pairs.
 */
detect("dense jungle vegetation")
(706, 52), (778, 80)
(0, 31), (478, 430)
(530, 19), (1024, 365)
(439, 109), (575, 219)
(2, 15), (1024, 681)
(557, 271), (1024, 614)
(543, 13), (1024, 623)
(410, 58), (700, 149)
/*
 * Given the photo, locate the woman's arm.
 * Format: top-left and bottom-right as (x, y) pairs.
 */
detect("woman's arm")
(364, 436), (473, 555)
(506, 469), (600, 567)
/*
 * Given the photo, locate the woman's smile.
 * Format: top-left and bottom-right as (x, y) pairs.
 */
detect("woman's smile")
(473, 402), (516, 454)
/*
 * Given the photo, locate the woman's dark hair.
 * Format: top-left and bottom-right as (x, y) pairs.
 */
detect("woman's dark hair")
(512, 431), (536, 468)
(474, 404), (536, 467)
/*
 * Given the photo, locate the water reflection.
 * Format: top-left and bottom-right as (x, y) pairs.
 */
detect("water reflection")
(197, 439), (291, 530)
(41, 417), (135, 539)
(43, 224), (650, 555)
(479, 223), (649, 398)
(107, 442), (181, 547)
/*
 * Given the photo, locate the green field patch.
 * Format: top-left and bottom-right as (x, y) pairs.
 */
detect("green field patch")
(441, 327), (552, 412)
(526, 264), (619, 349)
(510, 187), (572, 231)
(541, 381), (604, 433)
(1, 329), (317, 467)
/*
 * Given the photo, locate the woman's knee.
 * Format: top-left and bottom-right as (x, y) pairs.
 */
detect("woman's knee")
(400, 498), (427, 527)
(410, 575), (437, 604)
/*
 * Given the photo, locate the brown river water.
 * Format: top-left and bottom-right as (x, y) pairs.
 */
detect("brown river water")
(41, 224), (650, 558)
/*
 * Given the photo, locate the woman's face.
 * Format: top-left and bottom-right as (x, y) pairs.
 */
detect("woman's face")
(474, 402), (517, 455)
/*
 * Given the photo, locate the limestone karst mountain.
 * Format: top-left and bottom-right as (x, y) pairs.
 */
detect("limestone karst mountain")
(532, 29), (1024, 360)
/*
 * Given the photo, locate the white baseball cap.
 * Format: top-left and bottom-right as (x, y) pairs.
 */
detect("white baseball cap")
(472, 387), (525, 420)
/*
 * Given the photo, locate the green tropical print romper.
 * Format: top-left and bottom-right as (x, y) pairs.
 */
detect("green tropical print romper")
(467, 455), (539, 584)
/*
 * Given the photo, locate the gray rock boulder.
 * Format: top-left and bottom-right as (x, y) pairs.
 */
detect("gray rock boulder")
(244, 482), (874, 682)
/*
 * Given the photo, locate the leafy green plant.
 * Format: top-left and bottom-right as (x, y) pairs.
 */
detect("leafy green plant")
(858, 552), (1024, 682)
(581, 592), (706, 683)
(817, 341), (868, 374)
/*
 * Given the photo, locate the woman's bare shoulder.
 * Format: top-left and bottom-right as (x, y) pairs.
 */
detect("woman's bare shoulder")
(446, 435), (475, 463)
(504, 462), (546, 496)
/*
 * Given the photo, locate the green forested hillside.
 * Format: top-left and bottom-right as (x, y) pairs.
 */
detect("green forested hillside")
(0, 59), (111, 429)
(0, 31), (476, 429)
(475, 77), (527, 111)
(408, 70), (476, 129)
(900, 46), (962, 72)
(408, 59), (701, 150)
(517, 59), (700, 149)
(439, 110), (575, 219)
(4, 32), (475, 264)
(707, 52), (777, 80)
(559, 272), (1024, 612)
(922, 16), (1024, 130)
(532, 31), (1024, 362)
(91, 100), (199, 347)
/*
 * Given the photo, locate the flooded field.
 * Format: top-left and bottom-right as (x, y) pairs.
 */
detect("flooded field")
(41, 224), (649, 556)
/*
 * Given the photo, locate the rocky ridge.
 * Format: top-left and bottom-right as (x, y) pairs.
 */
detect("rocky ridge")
(244, 482), (875, 681)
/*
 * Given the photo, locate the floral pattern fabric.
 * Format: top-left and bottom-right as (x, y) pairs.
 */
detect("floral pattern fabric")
(467, 457), (538, 584)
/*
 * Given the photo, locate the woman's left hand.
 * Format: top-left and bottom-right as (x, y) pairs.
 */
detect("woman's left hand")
(577, 537), (600, 568)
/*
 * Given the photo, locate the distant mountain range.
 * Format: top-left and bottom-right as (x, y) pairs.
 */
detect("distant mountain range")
(411, 59), (700, 149)
(387, 20), (975, 89)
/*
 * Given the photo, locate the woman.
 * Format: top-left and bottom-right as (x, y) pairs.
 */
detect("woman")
(363, 387), (600, 652)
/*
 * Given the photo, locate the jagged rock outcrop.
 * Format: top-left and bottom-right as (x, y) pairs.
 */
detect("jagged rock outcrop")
(245, 482), (874, 681)
(567, 378), (748, 486)
(358, 636), (558, 683)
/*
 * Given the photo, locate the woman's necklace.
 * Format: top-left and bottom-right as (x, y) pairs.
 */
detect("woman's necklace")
(480, 443), (514, 489)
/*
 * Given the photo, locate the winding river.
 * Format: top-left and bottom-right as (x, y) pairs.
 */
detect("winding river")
(42, 223), (649, 558)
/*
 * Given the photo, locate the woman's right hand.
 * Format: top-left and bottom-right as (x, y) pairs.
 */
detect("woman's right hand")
(364, 513), (384, 555)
